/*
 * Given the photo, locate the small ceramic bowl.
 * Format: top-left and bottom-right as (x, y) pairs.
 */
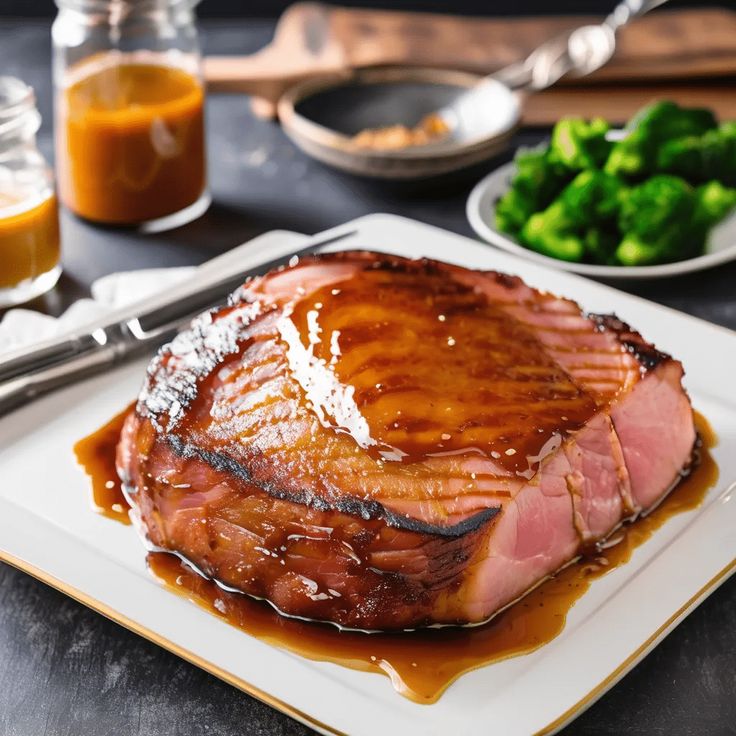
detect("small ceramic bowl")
(277, 67), (520, 179)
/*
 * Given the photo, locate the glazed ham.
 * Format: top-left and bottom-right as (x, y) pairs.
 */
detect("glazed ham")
(117, 252), (696, 630)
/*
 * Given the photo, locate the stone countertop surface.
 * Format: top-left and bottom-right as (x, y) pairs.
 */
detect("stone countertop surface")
(0, 17), (734, 736)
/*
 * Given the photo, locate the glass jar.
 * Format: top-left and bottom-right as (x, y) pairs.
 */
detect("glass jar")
(52, 0), (208, 231)
(0, 77), (61, 307)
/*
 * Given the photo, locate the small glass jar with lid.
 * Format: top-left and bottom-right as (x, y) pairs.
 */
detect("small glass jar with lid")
(0, 77), (61, 307)
(52, 0), (209, 231)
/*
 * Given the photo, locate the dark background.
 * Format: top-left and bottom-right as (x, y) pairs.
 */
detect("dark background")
(0, 0), (727, 17)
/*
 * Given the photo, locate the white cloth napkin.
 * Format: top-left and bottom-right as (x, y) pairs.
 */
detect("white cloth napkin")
(0, 267), (195, 355)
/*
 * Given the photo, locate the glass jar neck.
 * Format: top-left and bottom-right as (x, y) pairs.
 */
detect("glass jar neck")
(54, 0), (200, 47)
(55, 0), (199, 14)
(0, 78), (41, 156)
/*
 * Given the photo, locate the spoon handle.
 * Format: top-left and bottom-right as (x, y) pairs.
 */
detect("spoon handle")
(605, 0), (670, 32)
(495, 0), (669, 92)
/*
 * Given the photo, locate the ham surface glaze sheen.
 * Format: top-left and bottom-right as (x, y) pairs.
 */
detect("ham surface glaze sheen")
(117, 252), (696, 630)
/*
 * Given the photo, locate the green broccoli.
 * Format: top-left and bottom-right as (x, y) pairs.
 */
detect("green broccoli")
(520, 216), (585, 261)
(693, 180), (736, 232)
(495, 187), (534, 236)
(605, 101), (718, 179)
(494, 148), (571, 236)
(604, 131), (649, 179)
(557, 170), (623, 223)
(615, 175), (698, 265)
(584, 227), (619, 265)
(713, 123), (736, 186)
(657, 123), (736, 186)
(656, 134), (706, 182)
(685, 181), (736, 255)
(548, 117), (612, 171)
(629, 100), (717, 142)
(519, 171), (623, 261)
(493, 100), (733, 268)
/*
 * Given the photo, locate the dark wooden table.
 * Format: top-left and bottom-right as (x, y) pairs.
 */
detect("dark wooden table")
(1, 17), (735, 736)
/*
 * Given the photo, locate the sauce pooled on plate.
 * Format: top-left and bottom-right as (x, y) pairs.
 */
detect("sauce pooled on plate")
(74, 408), (718, 703)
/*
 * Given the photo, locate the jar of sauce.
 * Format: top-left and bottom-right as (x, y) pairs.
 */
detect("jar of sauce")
(52, 0), (208, 230)
(0, 77), (61, 307)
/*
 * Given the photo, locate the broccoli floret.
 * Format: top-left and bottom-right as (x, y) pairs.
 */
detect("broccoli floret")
(693, 180), (736, 230)
(605, 101), (718, 179)
(548, 117), (612, 170)
(615, 175), (698, 265)
(494, 148), (572, 236)
(656, 135), (705, 181)
(604, 130), (649, 179)
(614, 176), (735, 266)
(584, 228), (619, 265)
(710, 123), (736, 186)
(521, 214), (585, 261)
(696, 130), (729, 182)
(618, 174), (695, 237)
(513, 148), (573, 204)
(552, 170), (624, 229)
(495, 188), (534, 236)
(629, 100), (717, 142)
(687, 181), (736, 254)
(615, 235), (664, 266)
(519, 171), (623, 262)
(657, 123), (736, 186)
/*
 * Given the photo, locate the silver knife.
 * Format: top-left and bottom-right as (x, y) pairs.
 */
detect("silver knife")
(0, 228), (357, 417)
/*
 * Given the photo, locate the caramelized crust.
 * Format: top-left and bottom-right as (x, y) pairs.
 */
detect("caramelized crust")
(118, 252), (695, 629)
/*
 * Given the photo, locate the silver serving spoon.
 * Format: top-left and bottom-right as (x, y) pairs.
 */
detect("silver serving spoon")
(278, 0), (668, 179)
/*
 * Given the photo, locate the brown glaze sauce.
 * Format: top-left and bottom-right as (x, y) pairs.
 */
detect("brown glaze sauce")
(73, 403), (135, 525)
(75, 408), (717, 704)
(284, 266), (597, 474)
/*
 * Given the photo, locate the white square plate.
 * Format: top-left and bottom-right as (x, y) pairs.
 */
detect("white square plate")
(1, 215), (734, 736)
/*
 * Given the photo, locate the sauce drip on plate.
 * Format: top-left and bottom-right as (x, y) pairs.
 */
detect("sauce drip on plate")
(74, 403), (134, 525)
(74, 409), (718, 703)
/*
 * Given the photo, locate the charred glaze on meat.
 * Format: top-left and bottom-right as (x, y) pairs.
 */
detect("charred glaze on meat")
(117, 252), (696, 630)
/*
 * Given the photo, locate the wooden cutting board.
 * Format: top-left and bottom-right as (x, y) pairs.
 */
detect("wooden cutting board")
(523, 82), (736, 127)
(204, 3), (736, 122)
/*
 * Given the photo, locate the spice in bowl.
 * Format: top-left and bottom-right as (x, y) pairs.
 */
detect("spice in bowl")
(353, 113), (450, 150)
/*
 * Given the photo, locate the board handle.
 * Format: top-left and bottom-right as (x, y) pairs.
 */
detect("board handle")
(204, 2), (348, 118)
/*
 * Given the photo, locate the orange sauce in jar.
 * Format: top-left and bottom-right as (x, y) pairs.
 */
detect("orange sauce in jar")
(56, 57), (206, 225)
(0, 192), (60, 288)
